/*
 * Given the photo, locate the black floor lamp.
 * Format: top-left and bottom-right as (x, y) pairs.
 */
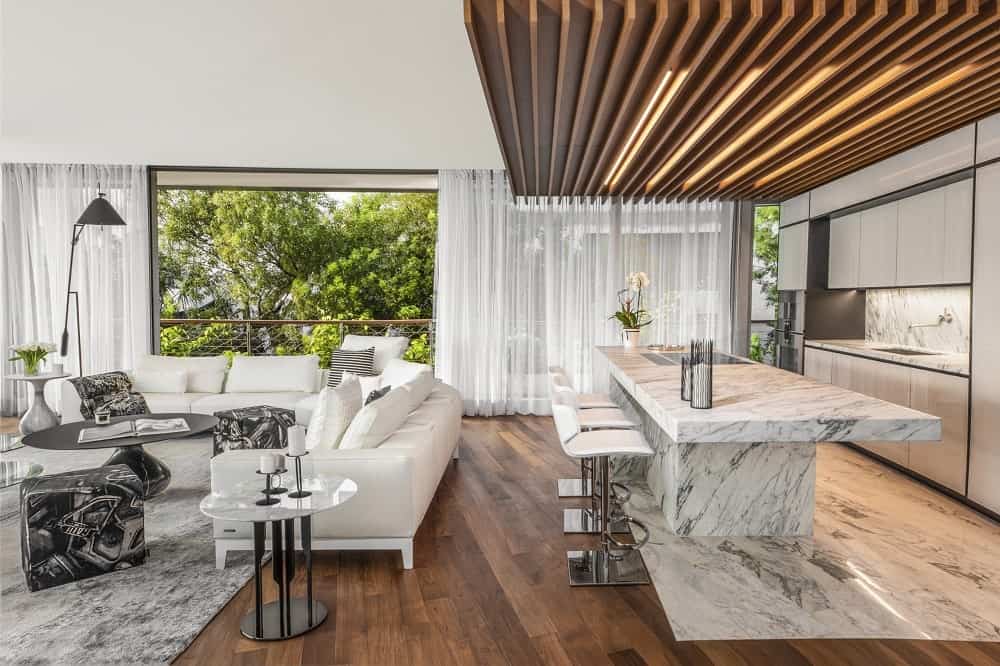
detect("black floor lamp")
(61, 189), (127, 375)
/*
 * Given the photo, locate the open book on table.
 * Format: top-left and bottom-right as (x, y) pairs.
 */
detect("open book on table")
(78, 417), (190, 444)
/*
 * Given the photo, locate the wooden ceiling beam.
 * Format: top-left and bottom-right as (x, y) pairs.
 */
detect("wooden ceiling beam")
(465, 0), (1000, 201)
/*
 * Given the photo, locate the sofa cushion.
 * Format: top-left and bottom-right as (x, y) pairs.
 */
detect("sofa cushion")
(225, 355), (318, 393)
(381, 359), (434, 413)
(295, 375), (380, 424)
(327, 347), (376, 387)
(338, 385), (412, 450)
(190, 392), (312, 415)
(132, 369), (187, 394)
(135, 354), (228, 393)
(68, 372), (149, 420)
(341, 335), (409, 372)
(305, 374), (362, 451)
(143, 392), (215, 414)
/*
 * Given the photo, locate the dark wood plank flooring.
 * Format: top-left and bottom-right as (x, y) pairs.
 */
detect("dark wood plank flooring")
(175, 416), (1000, 665)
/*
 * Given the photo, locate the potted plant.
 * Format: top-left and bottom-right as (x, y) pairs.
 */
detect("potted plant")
(610, 272), (651, 349)
(9, 342), (56, 376)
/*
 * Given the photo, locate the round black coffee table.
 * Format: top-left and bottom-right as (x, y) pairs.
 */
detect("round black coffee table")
(22, 413), (218, 498)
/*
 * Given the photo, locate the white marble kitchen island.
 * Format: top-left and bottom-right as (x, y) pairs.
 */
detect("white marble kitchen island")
(600, 347), (942, 537)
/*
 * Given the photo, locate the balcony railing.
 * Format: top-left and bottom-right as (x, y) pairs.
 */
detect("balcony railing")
(158, 319), (434, 366)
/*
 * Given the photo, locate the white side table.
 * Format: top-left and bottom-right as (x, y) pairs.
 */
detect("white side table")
(8, 373), (69, 435)
(200, 474), (357, 640)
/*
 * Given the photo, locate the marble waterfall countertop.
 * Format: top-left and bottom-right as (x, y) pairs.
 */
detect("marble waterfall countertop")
(599, 346), (942, 444)
(805, 339), (969, 376)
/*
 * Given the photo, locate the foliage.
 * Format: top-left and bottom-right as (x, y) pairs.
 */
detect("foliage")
(610, 272), (653, 330)
(158, 190), (437, 363)
(752, 205), (780, 361)
(749, 333), (763, 362)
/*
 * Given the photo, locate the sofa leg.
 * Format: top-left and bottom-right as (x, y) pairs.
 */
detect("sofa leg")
(215, 542), (228, 570)
(401, 540), (414, 570)
(452, 441), (460, 461)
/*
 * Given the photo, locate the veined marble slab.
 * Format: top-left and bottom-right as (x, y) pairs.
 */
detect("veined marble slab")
(628, 443), (1000, 641)
(806, 339), (969, 377)
(599, 346), (942, 444)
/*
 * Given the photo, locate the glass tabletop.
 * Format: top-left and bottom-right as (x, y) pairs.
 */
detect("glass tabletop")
(200, 474), (358, 523)
(1, 459), (44, 489)
(1, 432), (24, 453)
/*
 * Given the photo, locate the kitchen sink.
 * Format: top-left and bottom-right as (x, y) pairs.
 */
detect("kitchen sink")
(871, 346), (942, 356)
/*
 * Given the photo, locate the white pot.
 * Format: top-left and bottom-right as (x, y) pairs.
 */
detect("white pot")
(623, 329), (641, 349)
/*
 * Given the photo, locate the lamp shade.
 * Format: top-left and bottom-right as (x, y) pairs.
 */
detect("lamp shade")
(76, 193), (126, 227)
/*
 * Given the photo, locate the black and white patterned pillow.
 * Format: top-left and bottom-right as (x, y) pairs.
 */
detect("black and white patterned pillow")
(327, 347), (377, 387)
(365, 385), (391, 405)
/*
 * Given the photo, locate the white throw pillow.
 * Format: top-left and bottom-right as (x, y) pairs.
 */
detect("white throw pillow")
(225, 355), (319, 393)
(305, 374), (362, 451)
(135, 354), (228, 393)
(341, 335), (409, 372)
(381, 359), (435, 413)
(132, 369), (187, 394)
(338, 385), (412, 450)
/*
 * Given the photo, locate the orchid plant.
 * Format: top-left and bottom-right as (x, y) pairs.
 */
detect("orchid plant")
(9, 342), (56, 375)
(610, 272), (652, 330)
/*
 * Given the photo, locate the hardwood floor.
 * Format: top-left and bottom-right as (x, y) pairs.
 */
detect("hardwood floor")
(167, 416), (999, 664)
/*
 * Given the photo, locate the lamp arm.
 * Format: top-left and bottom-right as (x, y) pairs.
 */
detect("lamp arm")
(61, 224), (85, 356)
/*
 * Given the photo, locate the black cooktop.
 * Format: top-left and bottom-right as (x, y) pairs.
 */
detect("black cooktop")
(640, 352), (751, 366)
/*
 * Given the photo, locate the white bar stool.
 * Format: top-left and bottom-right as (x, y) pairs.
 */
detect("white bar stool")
(552, 403), (653, 587)
(551, 385), (634, 535)
(548, 366), (619, 499)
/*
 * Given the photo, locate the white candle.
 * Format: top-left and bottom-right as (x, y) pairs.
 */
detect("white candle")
(288, 426), (307, 456)
(259, 454), (276, 474)
(274, 454), (285, 472)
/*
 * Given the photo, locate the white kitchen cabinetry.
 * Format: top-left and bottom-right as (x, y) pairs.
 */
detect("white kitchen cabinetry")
(858, 202), (898, 287)
(908, 369), (969, 494)
(828, 214), (860, 289)
(977, 111), (1000, 164)
(780, 193), (810, 227)
(831, 353), (910, 466)
(896, 179), (973, 286)
(804, 347), (833, 384)
(942, 179), (973, 284)
(969, 162), (1000, 514)
(777, 223), (808, 291)
(897, 188), (944, 286)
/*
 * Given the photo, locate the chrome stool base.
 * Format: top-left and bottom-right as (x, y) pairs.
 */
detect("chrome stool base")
(567, 548), (651, 586)
(557, 478), (592, 498)
(563, 508), (630, 534)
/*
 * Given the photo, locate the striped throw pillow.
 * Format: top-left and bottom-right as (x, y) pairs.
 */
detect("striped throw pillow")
(327, 347), (377, 387)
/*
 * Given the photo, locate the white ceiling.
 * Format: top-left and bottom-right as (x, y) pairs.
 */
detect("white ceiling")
(0, 0), (504, 169)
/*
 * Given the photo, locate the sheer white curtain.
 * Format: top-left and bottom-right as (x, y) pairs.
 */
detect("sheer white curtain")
(1, 164), (151, 416)
(435, 170), (736, 416)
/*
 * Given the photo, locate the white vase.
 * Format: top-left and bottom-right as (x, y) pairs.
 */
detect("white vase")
(623, 329), (641, 349)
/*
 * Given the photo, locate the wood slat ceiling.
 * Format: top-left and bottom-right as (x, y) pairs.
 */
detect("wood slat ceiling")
(464, 0), (1000, 200)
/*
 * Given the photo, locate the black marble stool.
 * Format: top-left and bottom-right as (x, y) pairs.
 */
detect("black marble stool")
(213, 405), (296, 457)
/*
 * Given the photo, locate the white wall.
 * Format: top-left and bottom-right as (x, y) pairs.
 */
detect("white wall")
(0, 0), (504, 169)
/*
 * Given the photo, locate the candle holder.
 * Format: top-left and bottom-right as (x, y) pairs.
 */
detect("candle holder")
(286, 450), (312, 499)
(690, 338), (714, 410)
(680, 356), (691, 401)
(255, 468), (288, 506)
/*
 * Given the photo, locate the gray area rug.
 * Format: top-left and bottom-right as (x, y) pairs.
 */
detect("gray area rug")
(0, 436), (254, 665)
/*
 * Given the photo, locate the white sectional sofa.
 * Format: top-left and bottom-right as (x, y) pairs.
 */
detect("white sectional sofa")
(210, 379), (462, 569)
(55, 335), (409, 425)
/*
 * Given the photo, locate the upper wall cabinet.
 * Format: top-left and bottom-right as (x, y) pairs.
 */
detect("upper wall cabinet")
(828, 213), (861, 289)
(977, 111), (1000, 164)
(780, 194), (810, 228)
(858, 202), (899, 287)
(778, 223), (809, 291)
(897, 179), (973, 286)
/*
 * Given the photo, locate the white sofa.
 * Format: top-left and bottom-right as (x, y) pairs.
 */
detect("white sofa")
(210, 379), (462, 570)
(55, 335), (409, 425)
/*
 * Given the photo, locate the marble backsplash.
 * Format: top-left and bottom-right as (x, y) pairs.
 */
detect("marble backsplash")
(866, 286), (970, 353)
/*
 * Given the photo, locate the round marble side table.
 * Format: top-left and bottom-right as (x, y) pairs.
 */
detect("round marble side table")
(200, 474), (358, 641)
(8, 373), (69, 435)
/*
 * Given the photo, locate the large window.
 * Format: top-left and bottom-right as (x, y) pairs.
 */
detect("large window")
(152, 170), (438, 364)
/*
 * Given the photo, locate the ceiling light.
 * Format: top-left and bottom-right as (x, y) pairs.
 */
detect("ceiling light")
(717, 63), (908, 189)
(646, 67), (763, 191)
(681, 65), (837, 190)
(606, 69), (689, 188)
(754, 62), (981, 187)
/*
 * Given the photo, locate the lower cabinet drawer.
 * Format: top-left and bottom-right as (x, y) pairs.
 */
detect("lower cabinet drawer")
(907, 369), (969, 494)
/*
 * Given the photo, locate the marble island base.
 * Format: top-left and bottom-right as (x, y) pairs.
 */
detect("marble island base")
(612, 380), (817, 537)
